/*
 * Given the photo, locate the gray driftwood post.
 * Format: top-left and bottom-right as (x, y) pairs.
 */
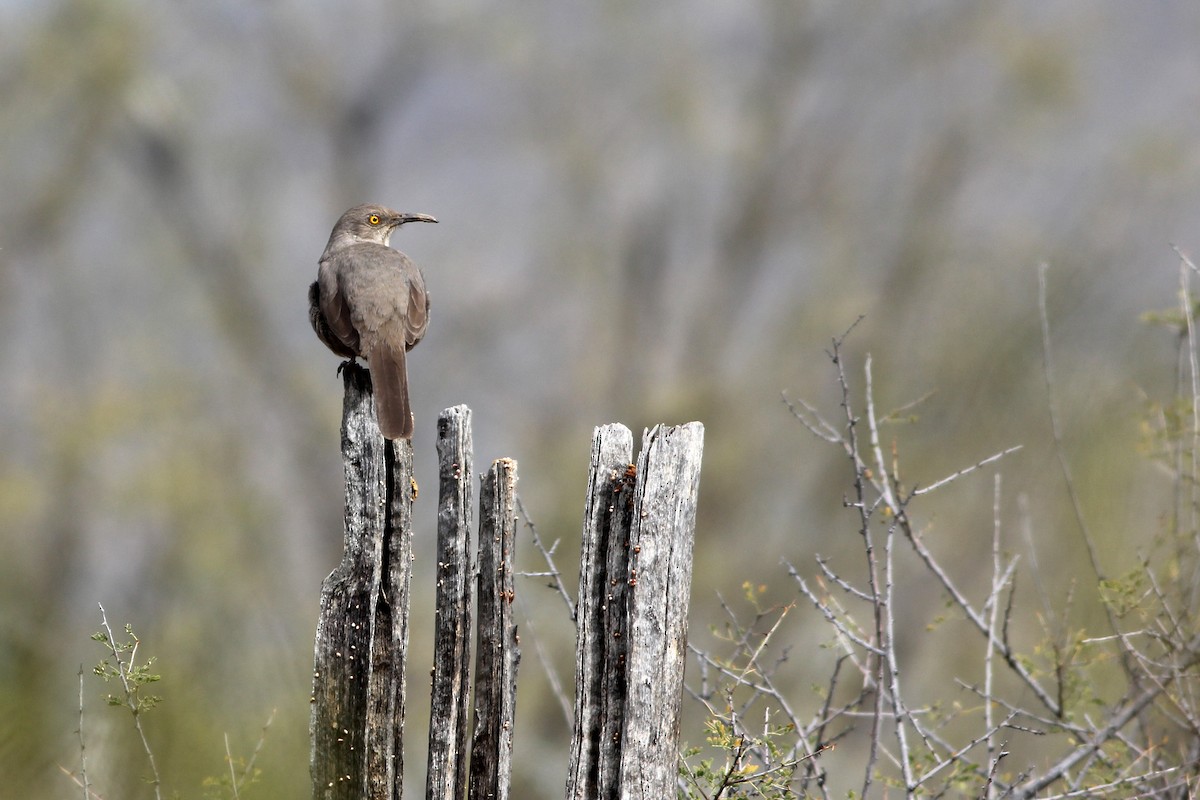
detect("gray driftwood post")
(566, 424), (635, 799)
(468, 457), (521, 800)
(566, 422), (705, 800)
(426, 406), (474, 799)
(311, 365), (415, 800)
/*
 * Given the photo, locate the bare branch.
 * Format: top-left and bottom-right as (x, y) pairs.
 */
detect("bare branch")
(1014, 683), (1168, 797)
(901, 521), (1060, 716)
(1175, 250), (1200, 541)
(76, 666), (92, 800)
(912, 446), (1023, 496)
(914, 710), (1021, 789)
(814, 555), (874, 603)
(515, 495), (575, 620)
(514, 591), (572, 728)
(782, 392), (842, 443)
(1038, 264), (1111, 596)
(785, 560), (885, 659)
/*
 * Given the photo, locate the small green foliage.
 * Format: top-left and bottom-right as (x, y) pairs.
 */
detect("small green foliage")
(80, 612), (273, 799)
(1137, 394), (1194, 467)
(1098, 569), (1148, 619)
(202, 758), (263, 800)
(1140, 302), (1200, 336)
(92, 623), (163, 713)
(679, 715), (807, 799)
(741, 580), (770, 612)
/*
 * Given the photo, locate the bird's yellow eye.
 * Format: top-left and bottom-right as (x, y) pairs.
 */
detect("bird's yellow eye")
(368, 214), (381, 225)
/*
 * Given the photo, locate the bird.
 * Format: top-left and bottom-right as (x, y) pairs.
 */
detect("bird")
(309, 203), (437, 440)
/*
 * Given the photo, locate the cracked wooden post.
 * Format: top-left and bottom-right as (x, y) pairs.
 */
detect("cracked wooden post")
(565, 423), (704, 800)
(311, 364), (415, 800)
(426, 406), (475, 800)
(566, 424), (635, 800)
(468, 457), (521, 800)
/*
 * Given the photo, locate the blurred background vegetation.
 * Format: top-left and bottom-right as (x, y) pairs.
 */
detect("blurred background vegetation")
(2, 1), (1198, 797)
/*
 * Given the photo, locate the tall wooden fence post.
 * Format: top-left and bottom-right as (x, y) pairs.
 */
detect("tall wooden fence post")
(566, 424), (635, 800)
(426, 406), (475, 799)
(566, 422), (704, 800)
(621, 423), (704, 797)
(310, 364), (415, 800)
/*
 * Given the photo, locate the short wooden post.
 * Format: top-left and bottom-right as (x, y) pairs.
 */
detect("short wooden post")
(565, 423), (704, 800)
(621, 423), (703, 797)
(468, 458), (521, 800)
(426, 406), (475, 800)
(310, 364), (414, 800)
(566, 424), (635, 800)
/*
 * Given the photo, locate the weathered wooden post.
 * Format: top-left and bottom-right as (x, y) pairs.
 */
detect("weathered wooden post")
(566, 424), (635, 799)
(566, 423), (705, 800)
(310, 365), (415, 800)
(468, 457), (521, 800)
(426, 406), (474, 799)
(309, 392), (697, 800)
(424, 411), (522, 800)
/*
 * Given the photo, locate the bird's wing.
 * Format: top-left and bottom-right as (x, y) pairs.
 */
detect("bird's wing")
(317, 255), (359, 352)
(309, 281), (356, 358)
(402, 263), (429, 350)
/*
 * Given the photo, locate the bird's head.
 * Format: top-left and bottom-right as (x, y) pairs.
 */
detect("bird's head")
(328, 204), (438, 248)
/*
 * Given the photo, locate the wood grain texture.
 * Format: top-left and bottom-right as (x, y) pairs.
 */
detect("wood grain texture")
(565, 422), (704, 800)
(310, 364), (414, 800)
(620, 423), (704, 800)
(468, 458), (521, 800)
(565, 424), (635, 800)
(426, 405), (474, 800)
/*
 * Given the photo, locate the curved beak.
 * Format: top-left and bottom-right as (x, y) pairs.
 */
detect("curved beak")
(397, 212), (438, 225)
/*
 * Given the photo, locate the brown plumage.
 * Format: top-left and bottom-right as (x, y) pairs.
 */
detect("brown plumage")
(309, 203), (437, 439)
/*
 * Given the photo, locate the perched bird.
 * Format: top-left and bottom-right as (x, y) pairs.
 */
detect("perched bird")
(309, 203), (437, 439)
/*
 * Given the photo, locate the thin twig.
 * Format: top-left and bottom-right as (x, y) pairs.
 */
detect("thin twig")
(77, 666), (91, 800)
(785, 560), (884, 658)
(97, 604), (162, 800)
(231, 708), (275, 797)
(865, 355), (915, 792)
(914, 711), (1019, 789)
(225, 733), (240, 800)
(830, 332), (886, 800)
(865, 354), (898, 511)
(1037, 266), (1108, 586)
(985, 474), (1003, 800)
(782, 392), (842, 443)
(814, 555), (873, 603)
(912, 446), (1023, 496)
(1174, 247), (1200, 564)
(514, 590), (573, 727)
(1013, 682), (1168, 797)
(900, 519), (1059, 716)
(1017, 492), (1053, 622)
(881, 512), (915, 792)
(1034, 766), (1182, 799)
(982, 739), (1010, 800)
(514, 495), (575, 619)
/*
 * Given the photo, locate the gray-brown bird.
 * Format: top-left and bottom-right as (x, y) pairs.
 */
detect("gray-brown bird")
(309, 203), (437, 440)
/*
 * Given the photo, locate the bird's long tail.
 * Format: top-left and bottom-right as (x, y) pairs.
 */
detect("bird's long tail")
(367, 342), (412, 440)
